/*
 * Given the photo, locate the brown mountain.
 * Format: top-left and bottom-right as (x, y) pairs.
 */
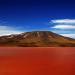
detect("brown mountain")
(0, 31), (75, 47)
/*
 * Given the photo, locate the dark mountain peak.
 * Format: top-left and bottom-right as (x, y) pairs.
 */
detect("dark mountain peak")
(0, 31), (75, 47)
(19, 31), (60, 38)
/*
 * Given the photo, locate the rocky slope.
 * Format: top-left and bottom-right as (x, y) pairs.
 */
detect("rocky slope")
(0, 31), (75, 47)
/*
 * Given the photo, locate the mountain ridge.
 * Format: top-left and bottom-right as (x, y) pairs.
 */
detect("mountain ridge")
(0, 31), (75, 47)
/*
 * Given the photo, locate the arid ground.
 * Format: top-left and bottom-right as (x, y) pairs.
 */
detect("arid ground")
(0, 47), (75, 75)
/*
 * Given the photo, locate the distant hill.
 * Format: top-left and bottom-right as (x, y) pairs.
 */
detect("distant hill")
(0, 31), (75, 47)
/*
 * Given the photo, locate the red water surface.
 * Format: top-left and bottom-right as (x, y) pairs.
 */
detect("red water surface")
(0, 47), (75, 75)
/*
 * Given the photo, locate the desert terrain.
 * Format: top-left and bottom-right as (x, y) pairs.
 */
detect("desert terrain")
(0, 47), (75, 75)
(0, 31), (75, 47)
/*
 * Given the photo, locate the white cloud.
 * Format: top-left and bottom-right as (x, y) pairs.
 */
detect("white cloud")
(60, 34), (75, 38)
(50, 19), (75, 38)
(51, 19), (75, 29)
(0, 26), (23, 36)
(51, 19), (75, 24)
(52, 25), (75, 29)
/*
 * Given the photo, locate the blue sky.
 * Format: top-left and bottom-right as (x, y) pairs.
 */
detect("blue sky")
(0, 0), (75, 38)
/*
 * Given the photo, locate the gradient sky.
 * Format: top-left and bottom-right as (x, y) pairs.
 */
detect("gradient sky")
(0, 0), (75, 38)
